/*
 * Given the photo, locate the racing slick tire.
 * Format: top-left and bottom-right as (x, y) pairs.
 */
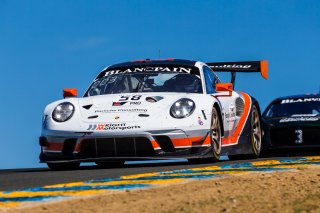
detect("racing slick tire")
(188, 106), (222, 163)
(47, 162), (80, 170)
(95, 161), (125, 168)
(210, 107), (222, 161)
(229, 105), (262, 160)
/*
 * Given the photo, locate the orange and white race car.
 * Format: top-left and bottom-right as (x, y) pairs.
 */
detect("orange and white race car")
(40, 59), (268, 169)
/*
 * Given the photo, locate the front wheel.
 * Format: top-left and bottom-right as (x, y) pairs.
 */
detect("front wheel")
(188, 107), (222, 164)
(210, 107), (222, 161)
(47, 162), (80, 170)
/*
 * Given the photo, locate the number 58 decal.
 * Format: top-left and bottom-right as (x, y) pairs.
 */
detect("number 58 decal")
(119, 95), (142, 101)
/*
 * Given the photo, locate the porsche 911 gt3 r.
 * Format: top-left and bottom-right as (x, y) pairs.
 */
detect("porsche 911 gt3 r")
(262, 94), (320, 150)
(39, 59), (268, 170)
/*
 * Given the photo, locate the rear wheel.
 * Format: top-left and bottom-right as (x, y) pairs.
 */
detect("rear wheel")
(229, 105), (262, 160)
(47, 162), (80, 170)
(250, 105), (262, 157)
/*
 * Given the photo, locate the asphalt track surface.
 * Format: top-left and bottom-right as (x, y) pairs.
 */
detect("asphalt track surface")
(0, 156), (308, 191)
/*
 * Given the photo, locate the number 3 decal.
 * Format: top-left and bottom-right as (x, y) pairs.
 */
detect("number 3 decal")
(294, 129), (303, 144)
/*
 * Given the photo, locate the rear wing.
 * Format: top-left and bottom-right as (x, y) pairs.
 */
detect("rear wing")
(206, 60), (268, 88)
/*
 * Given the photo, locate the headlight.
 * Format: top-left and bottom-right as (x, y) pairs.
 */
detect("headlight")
(52, 102), (75, 122)
(170, 98), (195, 119)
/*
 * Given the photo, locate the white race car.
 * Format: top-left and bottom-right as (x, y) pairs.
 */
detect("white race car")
(40, 59), (268, 170)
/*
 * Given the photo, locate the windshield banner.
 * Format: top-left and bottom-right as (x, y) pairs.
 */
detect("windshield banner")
(101, 65), (200, 77)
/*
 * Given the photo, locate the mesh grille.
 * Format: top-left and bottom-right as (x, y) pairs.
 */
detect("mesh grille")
(79, 137), (155, 158)
(62, 139), (77, 156)
(235, 97), (244, 116)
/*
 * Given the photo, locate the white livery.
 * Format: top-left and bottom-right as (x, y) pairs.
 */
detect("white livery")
(40, 59), (268, 170)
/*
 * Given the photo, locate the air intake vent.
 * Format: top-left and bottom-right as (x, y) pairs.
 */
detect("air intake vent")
(79, 137), (155, 158)
(235, 97), (244, 116)
(154, 136), (175, 152)
(62, 139), (77, 156)
(82, 104), (93, 110)
(146, 96), (164, 103)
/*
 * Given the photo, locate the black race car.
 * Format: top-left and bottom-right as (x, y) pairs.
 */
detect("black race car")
(262, 94), (320, 151)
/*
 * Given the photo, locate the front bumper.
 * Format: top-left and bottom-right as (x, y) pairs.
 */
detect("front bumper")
(40, 129), (212, 163)
(263, 125), (320, 149)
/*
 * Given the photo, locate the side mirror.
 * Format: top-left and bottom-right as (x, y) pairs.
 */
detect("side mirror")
(216, 83), (233, 96)
(63, 88), (78, 98)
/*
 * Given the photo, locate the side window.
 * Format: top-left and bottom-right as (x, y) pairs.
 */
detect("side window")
(203, 66), (218, 94)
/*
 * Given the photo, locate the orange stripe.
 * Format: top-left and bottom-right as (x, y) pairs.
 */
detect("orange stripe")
(171, 136), (211, 147)
(150, 140), (160, 149)
(202, 136), (211, 145)
(171, 138), (191, 146)
(222, 93), (251, 145)
(74, 142), (81, 152)
(192, 136), (211, 146)
(151, 136), (210, 149)
(43, 142), (63, 151)
(151, 136), (211, 149)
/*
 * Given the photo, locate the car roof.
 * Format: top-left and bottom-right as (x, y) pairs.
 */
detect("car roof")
(272, 93), (320, 101)
(105, 59), (198, 70)
(263, 93), (320, 116)
(95, 59), (201, 79)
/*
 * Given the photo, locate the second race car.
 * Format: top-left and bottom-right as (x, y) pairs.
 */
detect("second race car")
(262, 93), (320, 151)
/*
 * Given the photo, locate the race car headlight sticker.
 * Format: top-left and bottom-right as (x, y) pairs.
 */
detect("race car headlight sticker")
(52, 102), (75, 122)
(170, 98), (195, 118)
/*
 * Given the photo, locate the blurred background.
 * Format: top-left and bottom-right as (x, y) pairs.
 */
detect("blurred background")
(0, 0), (319, 169)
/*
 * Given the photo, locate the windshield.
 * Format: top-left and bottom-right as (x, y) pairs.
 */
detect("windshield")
(264, 100), (320, 118)
(85, 72), (202, 96)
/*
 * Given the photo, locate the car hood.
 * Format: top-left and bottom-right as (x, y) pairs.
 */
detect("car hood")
(77, 92), (195, 122)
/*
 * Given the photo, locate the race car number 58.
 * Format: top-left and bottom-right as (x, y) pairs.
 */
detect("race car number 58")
(119, 95), (142, 101)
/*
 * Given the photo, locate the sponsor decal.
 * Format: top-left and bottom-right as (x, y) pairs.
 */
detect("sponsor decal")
(292, 114), (317, 117)
(210, 64), (252, 69)
(104, 67), (192, 76)
(87, 123), (141, 131)
(112, 102), (127, 106)
(225, 112), (236, 119)
(113, 95), (142, 106)
(279, 117), (319, 123)
(95, 109), (148, 113)
(198, 117), (204, 125)
(281, 98), (320, 104)
(130, 101), (141, 105)
(112, 101), (141, 106)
